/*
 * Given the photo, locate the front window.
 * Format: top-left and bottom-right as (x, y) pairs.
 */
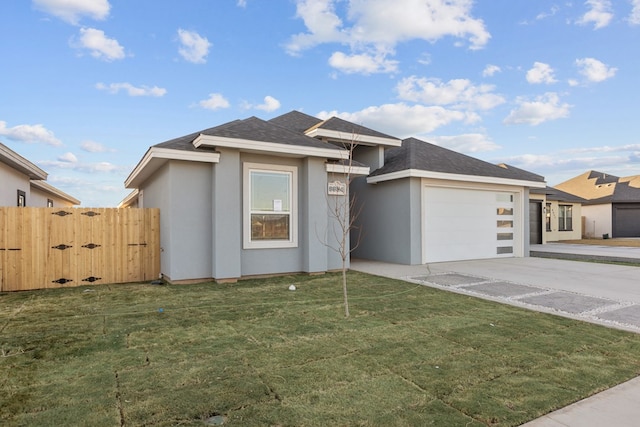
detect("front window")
(47, 199), (54, 207)
(17, 190), (25, 207)
(243, 163), (297, 249)
(559, 205), (573, 231)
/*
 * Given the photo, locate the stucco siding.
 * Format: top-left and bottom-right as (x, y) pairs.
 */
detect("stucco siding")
(351, 177), (419, 264)
(0, 162), (30, 206)
(141, 161), (214, 282)
(582, 204), (613, 238)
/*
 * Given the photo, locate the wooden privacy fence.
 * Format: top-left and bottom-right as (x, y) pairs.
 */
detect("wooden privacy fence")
(0, 207), (160, 292)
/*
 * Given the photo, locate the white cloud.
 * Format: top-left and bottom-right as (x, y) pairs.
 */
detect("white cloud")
(58, 152), (78, 163)
(198, 93), (230, 110)
(72, 27), (125, 61)
(286, 0), (490, 73)
(33, 0), (110, 25)
(237, 0), (247, 7)
(535, 5), (560, 21)
(526, 62), (557, 84)
(328, 51), (398, 74)
(255, 96), (281, 112)
(96, 82), (167, 97)
(503, 92), (572, 126)
(482, 64), (501, 77)
(427, 133), (500, 153)
(0, 121), (62, 146)
(39, 159), (122, 173)
(177, 29), (211, 64)
(630, 0), (640, 25)
(562, 143), (640, 154)
(80, 140), (113, 153)
(318, 103), (479, 138)
(576, 0), (613, 29)
(575, 57), (617, 82)
(396, 76), (505, 111)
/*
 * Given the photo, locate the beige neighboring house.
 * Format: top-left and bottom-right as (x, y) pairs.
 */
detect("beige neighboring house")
(0, 142), (80, 207)
(529, 187), (584, 244)
(555, 170), (640, 239)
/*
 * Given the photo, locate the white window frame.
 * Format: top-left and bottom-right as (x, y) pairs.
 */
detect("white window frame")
(243, 162), (298, 249)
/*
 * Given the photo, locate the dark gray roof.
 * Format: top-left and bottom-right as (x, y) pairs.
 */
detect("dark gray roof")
(369, 137), (545, 183)
(269, 111), (322, 134)
(531, 186), (586, 203)
(588, 170), (619, 185)
(313, 116), (399, 141)
(585, 181), (640, 204)
(155, 116), (343, 153)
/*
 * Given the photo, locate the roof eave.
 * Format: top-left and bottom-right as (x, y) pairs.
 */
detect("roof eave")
(125, 147), (220, 189)
(367, 169), (547, 188)
(193, 134), (349, 160)
(30, 180), (81, 205)
(305, 128), (402, 147)
(325, 163), (370, 177)
(0, 143), (48, 180)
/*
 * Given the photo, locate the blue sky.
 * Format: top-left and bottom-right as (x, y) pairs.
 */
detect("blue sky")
(1, 0), (639, 207)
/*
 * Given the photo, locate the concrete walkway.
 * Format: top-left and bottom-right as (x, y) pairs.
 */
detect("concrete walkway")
(350, 246), (640, 427)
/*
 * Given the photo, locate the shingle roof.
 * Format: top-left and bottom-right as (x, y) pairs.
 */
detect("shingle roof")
(310, 116), (399, 141)
(554, 170), (640, 204)
(531, 186), (586, 203)
(369, 137), (546, 182)
(268, 111), (323, 134)
(155, 116), (343, 152)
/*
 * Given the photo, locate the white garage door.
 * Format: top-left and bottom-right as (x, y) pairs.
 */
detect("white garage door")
(423, 187), (515, 263)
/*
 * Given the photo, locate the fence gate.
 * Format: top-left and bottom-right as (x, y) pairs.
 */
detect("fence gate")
(0, 207), (160, 292)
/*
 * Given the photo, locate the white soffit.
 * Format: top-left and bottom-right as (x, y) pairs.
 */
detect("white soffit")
(194, 135), (349, 160)
(305, 128), (402, 147)
(367, 169), (547, 188)
(325, 163), (370, 176)
(125, 147), (220, 188)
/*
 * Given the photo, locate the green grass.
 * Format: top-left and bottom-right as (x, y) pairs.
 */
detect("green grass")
(2, 271), (640, 426)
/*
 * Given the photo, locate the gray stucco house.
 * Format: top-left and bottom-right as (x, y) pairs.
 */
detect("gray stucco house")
(124, 111), (546, 283)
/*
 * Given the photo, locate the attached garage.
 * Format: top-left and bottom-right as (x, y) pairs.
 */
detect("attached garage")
(613, 203), (640, 237)
(423, 186), (518, 263)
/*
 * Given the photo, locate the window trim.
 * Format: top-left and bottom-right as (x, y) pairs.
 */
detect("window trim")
(17, 190), (26, 207)
(47, 199), (54, 207)
(243, 162), (298, 249)
(558, 204), (573, 231)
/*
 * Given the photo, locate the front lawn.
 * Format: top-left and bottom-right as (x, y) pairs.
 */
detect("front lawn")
(2, 271), (640, 426)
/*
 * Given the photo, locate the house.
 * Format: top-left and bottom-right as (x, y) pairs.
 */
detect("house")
(0, 142), (80, 207)
(554, 170), (640, 238)
(123, 111), (546, 283)
(529, 186), (585, 243)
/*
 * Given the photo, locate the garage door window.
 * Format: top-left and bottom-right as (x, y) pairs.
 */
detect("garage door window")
(558, 205), (572, 231)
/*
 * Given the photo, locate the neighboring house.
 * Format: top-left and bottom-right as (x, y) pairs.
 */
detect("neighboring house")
(529, 187), (584, 244)
(123, 111), (546, 283)
(555, 170), (640, 238)
(0, 142), (80, 207)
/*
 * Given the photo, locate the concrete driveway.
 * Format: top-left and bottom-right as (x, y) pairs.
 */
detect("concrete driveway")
(351, 248), (640, 426)
(351, 253), (640, 333)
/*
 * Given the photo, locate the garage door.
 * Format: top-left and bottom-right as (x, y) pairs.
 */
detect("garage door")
(613, 204), (640, 237)
(423, 187), (516, 263)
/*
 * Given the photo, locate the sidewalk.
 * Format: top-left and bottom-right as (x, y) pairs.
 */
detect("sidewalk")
(350, 250), (640, 427)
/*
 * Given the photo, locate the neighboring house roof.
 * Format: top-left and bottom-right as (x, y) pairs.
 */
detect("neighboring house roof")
(554, 170), (640, 204)
(31, 180), (81, 205)
(368, 137), (546, 187)
(531, 186), (586, 203)
(0, 141), (47, 180)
